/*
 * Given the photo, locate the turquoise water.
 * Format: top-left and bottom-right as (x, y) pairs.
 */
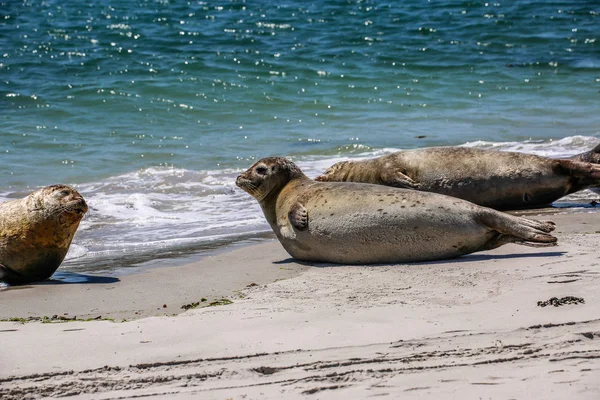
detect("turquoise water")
(1, 0), (599, 272)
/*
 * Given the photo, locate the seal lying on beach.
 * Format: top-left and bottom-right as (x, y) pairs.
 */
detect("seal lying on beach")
(0, 185), (88, 285)
(315, 147), (600, 210)
(236, 157), (556, 264)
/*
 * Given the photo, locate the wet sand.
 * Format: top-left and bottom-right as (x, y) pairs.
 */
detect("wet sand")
(1, 210), (599, 399)
(0, 240), (307, 321)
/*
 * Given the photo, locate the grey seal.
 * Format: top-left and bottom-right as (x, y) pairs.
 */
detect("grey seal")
(236, 157), (556, 264)
(315, 147), (600, 210)
(0, 185), (88, 285)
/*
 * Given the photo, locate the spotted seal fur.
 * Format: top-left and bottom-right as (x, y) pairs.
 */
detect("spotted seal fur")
(316, 147), (600, 210)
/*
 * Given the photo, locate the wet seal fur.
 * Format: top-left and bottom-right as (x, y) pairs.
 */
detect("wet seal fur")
(315, 147), (600, 210)
(0, 185), (88, 285)
(236, 157), (557, 264)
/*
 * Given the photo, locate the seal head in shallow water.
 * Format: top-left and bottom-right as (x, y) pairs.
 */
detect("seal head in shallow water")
(236, 157), (556, 264)
(0, 185), (88, 285)
(315, 147), (600, 210)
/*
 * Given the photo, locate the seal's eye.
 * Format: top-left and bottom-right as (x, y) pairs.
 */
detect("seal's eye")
(60, 190), (71, 196)
(255, 166), (268, 175)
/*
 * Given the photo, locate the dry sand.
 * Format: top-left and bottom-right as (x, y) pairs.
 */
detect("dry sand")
(1, 209), (599, 399)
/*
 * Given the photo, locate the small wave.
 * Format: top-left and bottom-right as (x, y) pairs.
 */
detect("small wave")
(571, 58), (600, 69)
(300, 135), (600, 164)
(461, 135), (600, 158)
(62, 165), (268, 270)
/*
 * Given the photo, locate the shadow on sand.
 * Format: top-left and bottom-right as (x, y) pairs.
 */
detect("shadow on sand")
(44, 271), (120, 285)
(273, 251), (566, 268)
(1, 271), (120, 289)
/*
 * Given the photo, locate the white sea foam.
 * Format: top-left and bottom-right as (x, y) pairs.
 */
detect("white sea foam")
(61, 166), (268, 269)
(461, 135), (600, 158)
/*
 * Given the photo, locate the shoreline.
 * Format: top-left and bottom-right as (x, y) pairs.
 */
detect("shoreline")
(1, 205), (598, 322)
(2, 205), (597, 322)
(0, 238), (306, 321)
(1, 209), (599, 398)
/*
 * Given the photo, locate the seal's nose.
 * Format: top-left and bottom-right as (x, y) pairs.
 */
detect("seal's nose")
(76, 197), (89, 213)
(235, 175), (244, 187)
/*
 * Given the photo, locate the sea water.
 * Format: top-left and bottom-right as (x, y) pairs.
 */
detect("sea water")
(1, 0), (599, 273)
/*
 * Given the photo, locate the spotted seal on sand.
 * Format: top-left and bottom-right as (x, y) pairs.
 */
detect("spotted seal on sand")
(315, 147), (600, 210)
(0, 185), (88, 285)
(236, 157), (556, 264)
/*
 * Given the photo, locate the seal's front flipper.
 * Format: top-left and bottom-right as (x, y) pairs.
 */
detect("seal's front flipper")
(289, 203), (308, 231)
(380, 168), (420, 189)
(278, 203), (308, 240)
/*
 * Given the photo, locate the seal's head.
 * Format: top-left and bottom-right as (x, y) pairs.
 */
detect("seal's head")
(314, 161), (351, 182)
(236, 157), (305, 202)
(28, 185), (88, 223)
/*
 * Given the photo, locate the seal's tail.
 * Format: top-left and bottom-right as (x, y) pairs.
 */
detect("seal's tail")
(569, 143), (600, 164)
(479, 210), (557, 250)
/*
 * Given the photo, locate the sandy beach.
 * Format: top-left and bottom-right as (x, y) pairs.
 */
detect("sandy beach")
(1, 209), (599, 399)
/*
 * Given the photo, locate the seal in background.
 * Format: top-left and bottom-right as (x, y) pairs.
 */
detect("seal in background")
(316, 146), (600, 210)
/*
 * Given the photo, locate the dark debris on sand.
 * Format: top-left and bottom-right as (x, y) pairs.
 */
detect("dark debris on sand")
(537, 296), (585, 308)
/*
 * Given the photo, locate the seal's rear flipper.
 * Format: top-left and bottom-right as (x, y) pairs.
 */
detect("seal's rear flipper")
(553, 159), (600, 186)
(0, 263), (28, 285)
(480, 234), (558, 251)
(570, 143), (600, 164)
(479, 210), (557, 250)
